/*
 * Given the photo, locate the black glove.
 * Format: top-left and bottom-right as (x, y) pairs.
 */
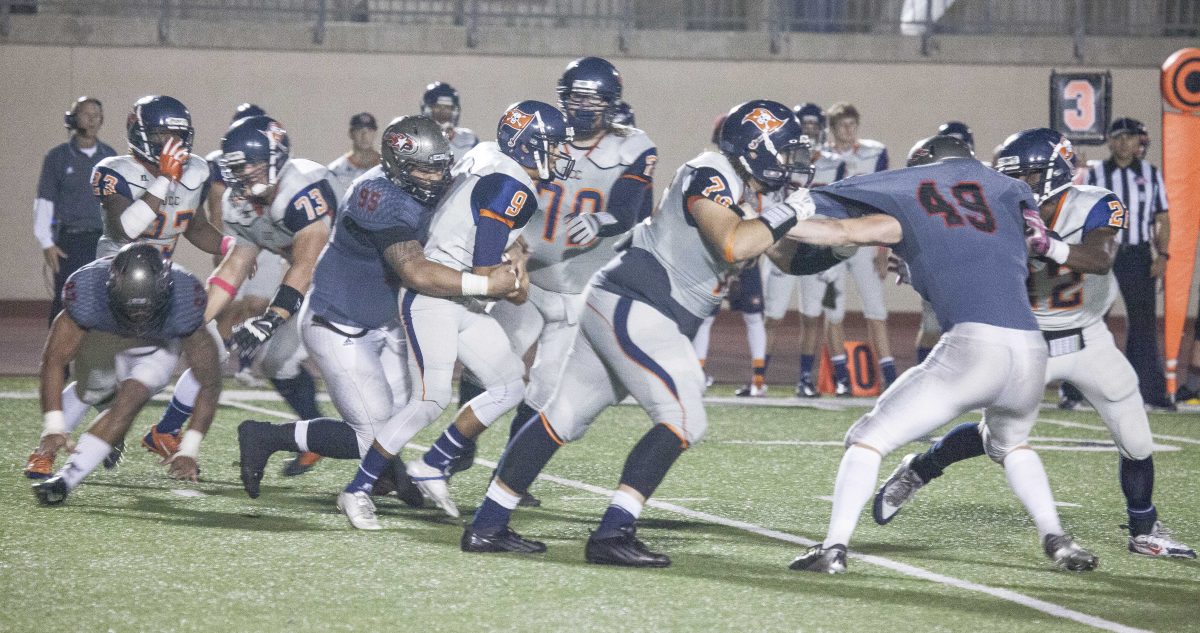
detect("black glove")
(229, 311), (286, 363)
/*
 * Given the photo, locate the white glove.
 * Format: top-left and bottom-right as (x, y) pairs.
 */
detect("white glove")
(784, 188), (816, 222)
(566, 213), (600, 244)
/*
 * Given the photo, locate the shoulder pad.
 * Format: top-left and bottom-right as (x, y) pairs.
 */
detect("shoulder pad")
(179, 154), (211, 191)
(617, 128), (656, 163)
(92, 163), (134, 200)
(167, 265), (206, 337)
(858, 138), (887, 151)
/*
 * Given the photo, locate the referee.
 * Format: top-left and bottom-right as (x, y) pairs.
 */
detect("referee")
(1087, 117), (1174, 410)
(33, 96), (116, 325)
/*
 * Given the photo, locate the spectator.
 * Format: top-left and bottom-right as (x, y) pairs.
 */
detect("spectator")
(1086, 117), (1174, 410)
(34, 96), (116, 325)
(326, 112), (380, 202)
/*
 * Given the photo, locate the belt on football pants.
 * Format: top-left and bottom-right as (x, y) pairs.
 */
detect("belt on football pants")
(1042, 327), (1084, 357)
(311, 314), (369, 339)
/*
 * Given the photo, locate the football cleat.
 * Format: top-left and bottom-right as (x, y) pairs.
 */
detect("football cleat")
(1145, 398), (1178, 412)
(518, 492), (542, 508)
(585, 525), (670, 568)
(461, 526), (547, 553)
(734, 384), (768, 398)
(406, 459), (459, 518)
(795, 375), (819, 398)
(446, 438), (476, 475)
(32, 476), (69, 505)
(142, 427), (180, 460)
(337, 490), (381, 530)
(789, 544), (847, 573)
(1043, 534), (1099, 571)
(281, 452), (322, 477)
(704, 374), (714, 389)
(234, 366), (268, 388)
(1128, 521), (1196, 559)
(376, 457), (425, 508)
(24, 450), (54, 479)
(835, 379), (852, 397)
(237, 420), (277, 499)
(1175, 385), (1200, 405)
(102, 439), (125, 470)
(873, 453), (925, 525)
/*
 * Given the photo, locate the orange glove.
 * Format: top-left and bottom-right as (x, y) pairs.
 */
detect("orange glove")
(158, 136), (188, 181)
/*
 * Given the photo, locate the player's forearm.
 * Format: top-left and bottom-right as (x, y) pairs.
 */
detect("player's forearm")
(184, 219), (228, 255)
(721, 219), (776, 263)
(1063, 245), (1114, 275)
(1154, 215), (1170, 256)
(785, 218), (853, 247)
(272, 263), (315, 319)
(204, 247), (255, 320)
(401, 259), (475, 297)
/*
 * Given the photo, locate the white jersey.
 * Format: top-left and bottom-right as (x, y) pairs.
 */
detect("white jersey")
(91, 153), (211, 259)
(1028, 184), (1127, 331)
(525, 127), (657, 294)
(447, 127), (480, 165)
(810, 149), (847, 186)
(326, 153), (378, 204)
(424, 142), (537, 272)
(222, 158), (336, 258)
(824, 138), (889, 177)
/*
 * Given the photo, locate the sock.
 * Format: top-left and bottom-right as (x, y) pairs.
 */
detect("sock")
(1119, 456), (1157, 535)
(155, 369), (201, 435)
(916, 346), (933, 364)
(831, 354), (850, 384)
(693, 315), (715, 360)
(61, 382), (91, 433)
(345, 446), (391, 494)
(823, 445), (882, 548)
(618, 424), (686, 499)
(458, 377), (485, 409)
(471, 479), (523, 533)
(596, 489), (644, 538)
(879, 356), (897, 386)
(751, 358), (766, 388)
(271, 368), (321, 421)
(507, 401), (538, 445)
(1003, 448), (1063, 540)
(743, 312), (767, 382)
(495, 413), (564, 494)
(422, 424), (469, 472)
(800, 354), (815, 376)
(304, 418), (360, 459)
(912, 422), (985, 483)
(58, 433), (112, 490)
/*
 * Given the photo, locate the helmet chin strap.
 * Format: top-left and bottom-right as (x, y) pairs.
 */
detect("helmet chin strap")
(250, 183), (271, 197)
(534, 149), (550, 181)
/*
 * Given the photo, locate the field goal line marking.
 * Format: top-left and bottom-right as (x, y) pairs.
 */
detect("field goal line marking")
(217, 397), (1149, 633)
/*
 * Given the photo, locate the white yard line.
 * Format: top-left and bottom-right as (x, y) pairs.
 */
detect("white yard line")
(720, 438), (1181, 452)
(215, 398), (1149, 633)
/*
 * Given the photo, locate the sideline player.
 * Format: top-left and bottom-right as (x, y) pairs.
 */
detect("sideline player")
(421, 81), (479, 162)
(785, 135), (1099, 573)
(336, 101), (571, 529)
(461, 100), (814, 565)
(32, 244), (220, 504)
(326, 112), (381, 202)
(872, 128), (1195, 559)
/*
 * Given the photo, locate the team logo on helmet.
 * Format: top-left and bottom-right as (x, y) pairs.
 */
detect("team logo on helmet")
(261, 121), (289, 151)
(742, 108), (786, 135)
(1055, 138), (1075, 162)
(385, 131), (417, 155)
(502, 108), (534, 133)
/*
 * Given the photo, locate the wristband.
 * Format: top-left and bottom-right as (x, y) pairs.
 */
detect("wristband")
(41, 410), (65, 437)
(146, 175), (172, 200)
(461, 272), (490, 296)
(120, 199), (158, 239)
(1046, 238), (1070, 265)
(177, 429), (203, 459)
(756, 213), (798, 242)
(220, 235), (236, 257)
(270, 284), (305, 315)
(207, 275), (239, 297)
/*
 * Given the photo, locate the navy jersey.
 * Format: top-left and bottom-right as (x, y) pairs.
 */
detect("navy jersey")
(309, 166), (433, 329)
(62, 258), (206, 340)
(811, 158), (1039, 332)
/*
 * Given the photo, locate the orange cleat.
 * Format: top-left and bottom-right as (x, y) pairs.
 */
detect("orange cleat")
(24, 450), (55, 479)
(281, 451), (322, 476)
(142, 427), (181, 460)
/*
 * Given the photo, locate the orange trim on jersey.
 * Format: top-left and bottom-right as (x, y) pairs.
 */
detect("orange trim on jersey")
(479, 209), (515, 228)
(621, 173), (651, 184)
(723, 231), (737, 263)
(685, 194), (704, 213)
(1047, 191), (1069, 231)
(539, 412), (564, 446)
(658, 422), (690, 449)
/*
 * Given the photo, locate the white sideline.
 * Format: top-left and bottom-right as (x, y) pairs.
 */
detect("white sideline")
(213, 397), (1150, 633)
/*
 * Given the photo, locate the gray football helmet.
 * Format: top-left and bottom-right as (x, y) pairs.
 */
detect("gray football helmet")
(107, 243), (173, 337)
(906, 134), (975, 167)
(381, 115), (453, 204)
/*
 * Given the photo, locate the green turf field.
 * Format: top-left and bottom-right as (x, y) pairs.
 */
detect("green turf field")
(2, 376), (1198, 632)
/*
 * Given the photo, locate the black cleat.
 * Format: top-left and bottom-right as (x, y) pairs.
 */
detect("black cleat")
(447, 438), (477, 475)
(1044, 533), (1099, 571)
(32, 476), (69, 505)
(237, 420), (277, 499)
(518, 492), (541, 508)
(387, 457), (425, 508)
(789, 544), (848, 573)
(585, 525), (670, 568)
(102, 439), (125, 470)
(461, 526), (546, 553)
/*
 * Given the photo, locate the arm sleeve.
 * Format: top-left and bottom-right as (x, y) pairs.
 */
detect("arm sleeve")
(91, 164), (134, 201)
(33, 198), (55, 249)
(470, 173), (535, 267)
(605, 147), (658, 231)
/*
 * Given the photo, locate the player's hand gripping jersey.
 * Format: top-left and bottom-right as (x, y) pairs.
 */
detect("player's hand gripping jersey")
(91, 154), (211, 258)
(221, 158), (337, 258)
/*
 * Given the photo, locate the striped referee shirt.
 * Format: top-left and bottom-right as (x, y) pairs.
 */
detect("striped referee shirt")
(1086, 158), (1168, 246)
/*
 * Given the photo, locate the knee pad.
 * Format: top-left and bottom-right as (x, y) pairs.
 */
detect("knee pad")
(842, 412), (894, 455)
(981, 424), (1014, 463)
(468, 378), (525, 427)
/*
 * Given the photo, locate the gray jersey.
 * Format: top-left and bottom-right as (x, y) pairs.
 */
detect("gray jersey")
(525, 127), (657, 294)
(91, 153), (211, 259)
(596, 151), (747, 338)
(222, 158), (336, 258)
(63, 257), (206, 341)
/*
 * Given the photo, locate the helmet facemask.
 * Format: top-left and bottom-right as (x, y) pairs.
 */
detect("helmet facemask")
(559, 89), (612, 138)
(391, 157), (452, 205)
(742, 134), (813, 192)
(220, 157), (278, 200)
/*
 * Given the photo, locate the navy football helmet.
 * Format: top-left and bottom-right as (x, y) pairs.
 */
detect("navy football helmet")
(937, 121), (974, 150)
(611, 100), (635, 127)
(107, 243), (173, 337)
(232, 102), (266, 123)
(421, 82), (461, 130)
(720, 100), (813, 191)
(126, 95), (194, 164)
(994, 128), (1075, 202)
(218, 115), (291, 198)
(906, 134), (975, 167)
(556, 56), (622, 137)
(793, 102), (826, 145)
(497, 100), (575, 181)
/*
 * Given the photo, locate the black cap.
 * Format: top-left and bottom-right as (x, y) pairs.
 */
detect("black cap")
(1109, 117), (1147, 137)
(350, 112), (377, 130)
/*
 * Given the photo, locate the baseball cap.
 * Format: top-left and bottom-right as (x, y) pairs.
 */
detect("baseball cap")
(1109, 117), (1146, 137)
(350, 112), (377, 130)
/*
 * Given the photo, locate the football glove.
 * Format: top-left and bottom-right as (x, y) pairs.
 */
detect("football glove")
(158, 136), (189, 182)
(566, 212), (619, 244)
(1023, 207), (1051, 257)
(229, 311), (286, 363)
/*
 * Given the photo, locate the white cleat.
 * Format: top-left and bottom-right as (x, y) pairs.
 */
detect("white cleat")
(1043, 533), (1099, 571)
(406, 459), (460, 518)
(734, 384), (768, 398)
(1129, 521), (1197, 559)
(337, 490), (381, 530)
(872, 453), (925, 525)
(234, 367), (269, 389)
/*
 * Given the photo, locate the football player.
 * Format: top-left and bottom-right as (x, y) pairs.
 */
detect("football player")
(335, 101), (568, 529)
(32, 244), (220, 504)
(460, 100), (814, 565)
(421, 81), (479, 162)
(872, 129), (1195, 559)
(326, 112), (381, 202)
(784, 134), (1098, 573)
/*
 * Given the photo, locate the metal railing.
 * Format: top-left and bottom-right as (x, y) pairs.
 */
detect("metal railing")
(2, 0), (1197, 50)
